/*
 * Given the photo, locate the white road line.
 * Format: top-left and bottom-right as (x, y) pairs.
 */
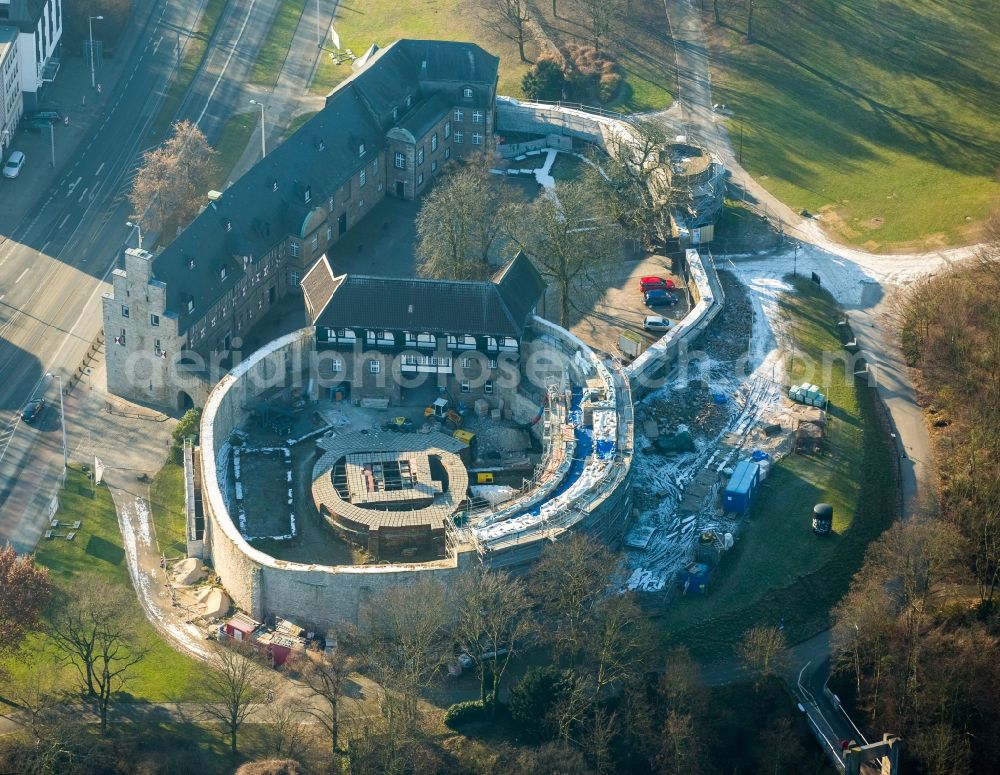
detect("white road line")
(196, 0), (259, 127)
(78, 187), (89, 203)
(95, 162), (105, 176)
(58, 213), (71, 229)
(14, 268), (29, 284)
(152, 35), (163, 54)
(67, 176), (82, 195)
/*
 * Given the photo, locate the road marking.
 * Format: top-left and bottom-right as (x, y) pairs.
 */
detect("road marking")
(152, 35), (163, 54)
(14, 268), (29, 284)
(67, 176), (82, 195)
(95, 162), (105, 176)
(58, 213), (71, 229)
(196, 0), (259, 127)
(78, 188), (89, 203)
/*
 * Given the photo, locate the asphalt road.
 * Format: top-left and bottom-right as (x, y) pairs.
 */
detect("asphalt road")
(0, 0), (220, 552)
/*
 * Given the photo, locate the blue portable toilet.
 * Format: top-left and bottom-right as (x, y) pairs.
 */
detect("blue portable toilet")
(723, 461), (760, 513)
(678, 562), (710, 594)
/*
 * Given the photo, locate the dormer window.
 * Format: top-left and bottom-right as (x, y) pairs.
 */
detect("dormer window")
(359, 143), (366, 158)
(463, 87), (473, 98)
(187, 257), (196, 269)
(272, 179), (278, 192)
(187, 299), (195, 313)
(392, 106), (398, 121)
(220, 266), (227, 280)
(405, 94), (412, 108)
(224, 219), (232, 231)
(304, 185), (311, 203)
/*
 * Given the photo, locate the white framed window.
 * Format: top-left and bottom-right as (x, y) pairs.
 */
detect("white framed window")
(290, 271), (300, 286)
(358, 143), (366, 157)
(485, 380), (494, 395)
(454, 109), (463, 122)
(417, 173), (424, 185)
(392, 106), (398, 121)
(220, 265), (227, 280)
(330, 358), (343, 373)
(431, 133), (438, 152)
(405, 94), (412, 108)
(444, 121), (451, 139)
(472, 133), (483, 145)
(328, 195), (335, 212)
(394, 152), (405, 169)
(360, 168), (367, 187)
(369, 359), (380, 374)
(460, 381), (470, 393)
(311, 235), (319, 253)
(445, 147), (451, 159)
(150, 314), (160, 327)
(154, 339), (162, 356)
(472, 110), (483, 123)
(121, 305), (129, 318)
(463, 87), (473, 98)
(188, 299), (195, 313)
(462, 357), (474, 368)
(327, 224), (333, 241)
(417, 146), (424, 165)
(489, 358), (497, 369)
(454, 131), (463, 144)
(290, 241), (300, 257)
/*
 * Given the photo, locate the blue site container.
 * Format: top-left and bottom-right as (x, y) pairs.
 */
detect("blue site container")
(678, 562), (710, 594)
(723, 460), (760, 513)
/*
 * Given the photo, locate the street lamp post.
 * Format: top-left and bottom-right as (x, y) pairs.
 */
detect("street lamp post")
(45, 373), (68, 471)
(249, 99), (266, 158)
(88, 16), (104, 89)
(126, 221), (143, 250)
(48, 122), (55, 167)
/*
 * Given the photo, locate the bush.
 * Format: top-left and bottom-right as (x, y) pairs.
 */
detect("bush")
(522, 57), (566, 101)
(508, 666), (575, 741)
(563, 43), (623, 104)
(444, 699), (488, 729)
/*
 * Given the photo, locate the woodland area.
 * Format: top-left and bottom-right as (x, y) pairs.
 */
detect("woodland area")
(829, 214), (1000, 774)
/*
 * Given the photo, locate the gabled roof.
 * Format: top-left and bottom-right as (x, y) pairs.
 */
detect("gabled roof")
(145, 39), (498, 335)
(313, 254), (546, 339)
(300, 255), (340, 322)
(493, 252), (547, 329)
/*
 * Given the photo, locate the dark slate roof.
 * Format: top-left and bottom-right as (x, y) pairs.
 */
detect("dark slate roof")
(493, 252), (546, 329)
(148, 39), (498, 335)
(314, 254), (545, 338)
(397, 93), (452, 142)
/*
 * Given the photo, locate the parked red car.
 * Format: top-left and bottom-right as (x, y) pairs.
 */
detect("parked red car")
(639, 275), (676, 291)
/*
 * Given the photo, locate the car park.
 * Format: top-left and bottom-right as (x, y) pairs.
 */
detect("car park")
(644, 289), (678, 307)
(643, 315), (674, 332)
(640, 275), (676, 291)
(21, 398), (44, 423)
(2, 150), (25, 178)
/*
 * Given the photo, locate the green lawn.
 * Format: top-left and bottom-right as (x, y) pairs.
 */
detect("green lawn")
(150, 462), (188, 558)
(249, 0), (308, 88)
(209, 112), (258, 190)
(1, 468), (211, 701)
(662, 277), (897, 658)
(151, 0), (228, 138)
(706, 0), (1000, 250)
(311, 0), (530, 97)
(549, 153), (587, 182)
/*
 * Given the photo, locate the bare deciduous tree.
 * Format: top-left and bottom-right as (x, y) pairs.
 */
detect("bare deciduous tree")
(530, 533), (620, 665)
(510, 179), (624, 327)
(293, 646), (355, 753)
(482, 0), (531, 63)
(452, 567), (535, 713)
(129, 119), (215, 236)
(738, 625), (788, 686)
(416, 157), (517, 280)
(582, 0), (616, 50)
(201, 644), (273, 754)
(49, 581), (149, 734)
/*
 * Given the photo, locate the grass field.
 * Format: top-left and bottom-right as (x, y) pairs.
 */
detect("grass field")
(1, 468), (211, 701)
(249, 0), (308, 88)
(705, 0), (1000, 251)
(149, 462), (188, 558)
(662, 277), (897, 658)
(150, 0), (228, 138)
(208, 112), (258, 190)
(310, 0), (672, 112)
